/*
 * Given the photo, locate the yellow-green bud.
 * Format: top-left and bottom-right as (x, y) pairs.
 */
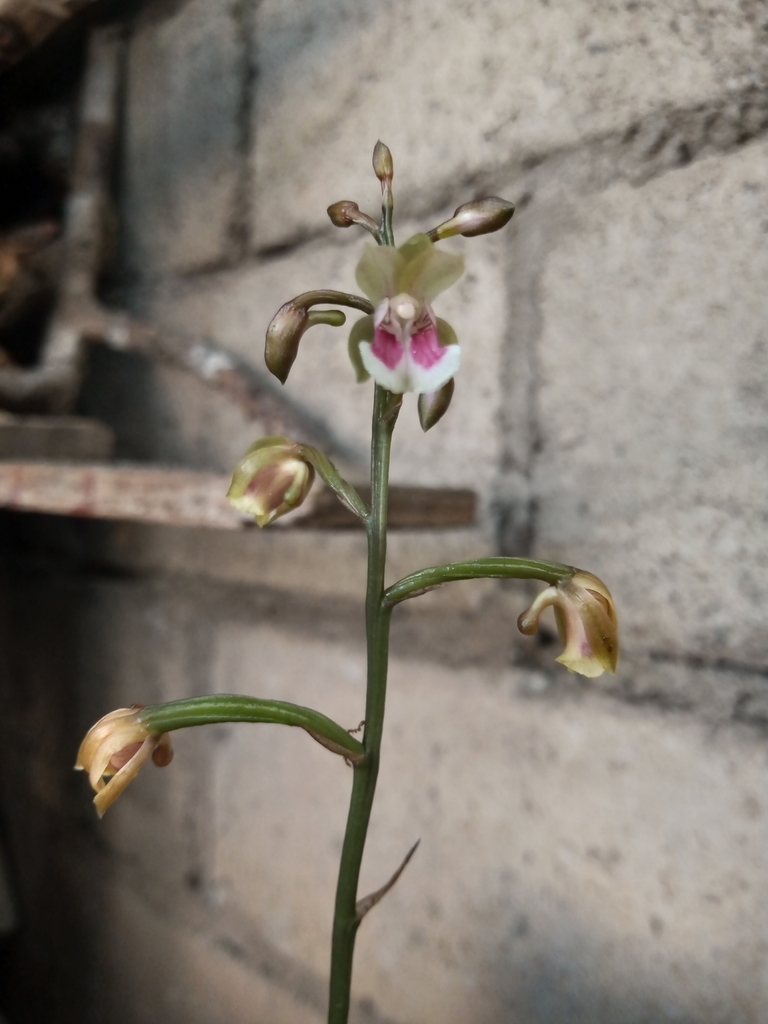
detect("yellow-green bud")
(372, 140), (394, 184)
(428, 197), (515, 242)
(227, 437), (315, 527)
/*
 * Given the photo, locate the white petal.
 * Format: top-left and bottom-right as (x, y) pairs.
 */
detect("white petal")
(404, 344), (461, 394)
(359, 341), (413, 393)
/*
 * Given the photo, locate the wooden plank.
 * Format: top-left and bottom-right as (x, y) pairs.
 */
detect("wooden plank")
(0, 413), (113, 459)
(0, 462), (242, 529)
(299, 484), (477, 530)
(0, 461), (477, 530)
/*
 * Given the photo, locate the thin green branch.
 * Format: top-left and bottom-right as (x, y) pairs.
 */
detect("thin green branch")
(292, 290), (374, 315)
(138, 694), (365, 763)
(297, 444), (369, 521)
(382, 557), (576, 609)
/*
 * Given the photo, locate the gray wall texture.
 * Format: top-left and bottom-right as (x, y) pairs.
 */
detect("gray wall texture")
(2, 1), (768, 1022)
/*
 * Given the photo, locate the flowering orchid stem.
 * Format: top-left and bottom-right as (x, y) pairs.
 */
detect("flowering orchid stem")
(328, 385), (400, 1024)
(383, 557), (576, 608)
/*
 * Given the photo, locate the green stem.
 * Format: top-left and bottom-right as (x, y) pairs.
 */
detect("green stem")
(380, 186), (394, 248)
(328, 386), (400, 1024)
(138, 694), (364, 762)
(292, 290), (374, 315)
(383, 557), (576, 608)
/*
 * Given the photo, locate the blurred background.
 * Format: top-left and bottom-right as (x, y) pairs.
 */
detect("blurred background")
(0, 0), (766, 1021)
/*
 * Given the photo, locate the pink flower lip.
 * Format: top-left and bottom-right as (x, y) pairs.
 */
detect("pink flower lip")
(410, 323), (444, 370)
(370, 325), (406, 370)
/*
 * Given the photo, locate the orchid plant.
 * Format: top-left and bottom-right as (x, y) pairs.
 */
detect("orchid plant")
(76, 143), (619, 1024)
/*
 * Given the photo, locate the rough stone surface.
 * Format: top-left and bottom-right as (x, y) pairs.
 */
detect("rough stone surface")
(121, 0), (243, 277)
(533, 139), (768, 665)
(209, 624), (768, 1024)
(250, 0), (768, 246)
(4, 517), (768, 1021)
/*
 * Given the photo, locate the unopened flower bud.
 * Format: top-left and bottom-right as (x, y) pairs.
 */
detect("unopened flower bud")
(265, 302), (346, 384)
(327, 200), (361, 227)
(372, 140), (394, 184)
(417, 377), (455, 431)
(327, 200), (381, 238)
(75, 706), (173, 817)
(428, 197), (515, 242)
(227, 437), (315, 527)
(265, 301), (309, 384)
(517, 570), (619, 678)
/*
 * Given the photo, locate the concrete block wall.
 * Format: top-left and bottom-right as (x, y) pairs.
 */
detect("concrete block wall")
(2, 1), (768, 1021)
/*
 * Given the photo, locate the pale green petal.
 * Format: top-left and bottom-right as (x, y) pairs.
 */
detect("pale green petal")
(397, 233), (433, 266)
(399, 246), (464, 301)
(355, 245), (403, 304)
(347, 315), (373, 383)
(436, 317), (458, 347)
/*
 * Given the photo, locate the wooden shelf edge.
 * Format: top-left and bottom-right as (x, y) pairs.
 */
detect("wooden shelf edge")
(0, 461), (477, 531)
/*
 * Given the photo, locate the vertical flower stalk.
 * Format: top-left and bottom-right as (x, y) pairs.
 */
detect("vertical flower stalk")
(328, 384), (400, 1024)
(75, 141), (618, 1024)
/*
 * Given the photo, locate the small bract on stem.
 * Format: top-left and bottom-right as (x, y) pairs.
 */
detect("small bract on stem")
(75, 141), (618, 1024)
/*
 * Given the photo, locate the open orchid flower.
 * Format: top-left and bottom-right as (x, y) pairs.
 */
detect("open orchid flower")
(517, 570), (619, 678)
(75, 707), (173, 817)
(348, 234), (464, 394)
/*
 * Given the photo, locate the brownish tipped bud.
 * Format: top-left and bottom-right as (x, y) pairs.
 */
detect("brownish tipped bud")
(417, 377), (455, 432)
(327, 201), (381, 237)
(328, 200), (361, 227)
(428, 197), (515, 242)
(265, 301), (347, 383)
(372, 140), (394, 184)
(265, 301), (309, 384)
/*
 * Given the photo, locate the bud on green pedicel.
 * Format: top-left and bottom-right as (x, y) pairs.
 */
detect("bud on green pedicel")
(327, 201), (381, 238)
(265, 302), (346, 384)
(328, 200), (361, 227)
(428, 197), (515, 242)
(265, 302), (309, 384)
(227, 437), (315, 527)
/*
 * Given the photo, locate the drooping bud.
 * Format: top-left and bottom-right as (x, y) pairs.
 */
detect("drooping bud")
(427, 197), (515, 242)
(372, 140), (394, 185)
(417, 377), (455, 431)
(227, 437), (315, 527)
(265, 302), (308, 384)
(327, 200), (360, 227)
(265, 301), (346, 384)
(517, 570), (619, 678)
(327, 200), (381, 240)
